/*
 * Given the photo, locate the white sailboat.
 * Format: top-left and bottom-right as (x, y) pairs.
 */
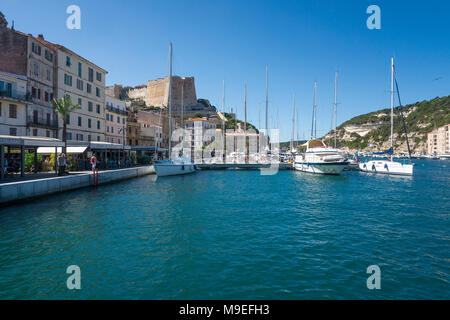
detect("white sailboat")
(359, 57), (414, 176)
(294, 81), (348, 175)
(154, 43), (195, 177)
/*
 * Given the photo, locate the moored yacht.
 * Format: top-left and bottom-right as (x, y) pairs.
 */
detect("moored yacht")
(294, 140), (348, 175)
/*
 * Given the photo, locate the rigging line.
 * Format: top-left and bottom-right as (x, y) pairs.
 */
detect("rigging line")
(393, 66), (412, 161)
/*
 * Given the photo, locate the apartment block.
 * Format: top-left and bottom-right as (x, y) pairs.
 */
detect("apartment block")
(105, 94), (127, 144)
(428, 124), (450, 154)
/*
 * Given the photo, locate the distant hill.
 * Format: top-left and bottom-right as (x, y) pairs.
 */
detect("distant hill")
(322, 95), (450, 153)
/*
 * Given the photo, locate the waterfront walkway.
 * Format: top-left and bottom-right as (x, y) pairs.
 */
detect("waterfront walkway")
(0, 166), (155, 205)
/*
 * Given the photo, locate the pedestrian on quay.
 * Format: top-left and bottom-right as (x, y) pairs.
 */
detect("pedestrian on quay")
(62, 153), (67, 175)
(57, 153), (63, 176)
(90, 153), (97, 173)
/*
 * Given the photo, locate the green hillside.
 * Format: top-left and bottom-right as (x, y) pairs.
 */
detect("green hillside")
(324, 95), (450, 152)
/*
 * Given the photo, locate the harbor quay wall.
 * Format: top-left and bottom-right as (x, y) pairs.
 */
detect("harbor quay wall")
(0, 166), (155, 205)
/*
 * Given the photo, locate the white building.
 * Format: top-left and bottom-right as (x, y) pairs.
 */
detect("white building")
(184, 118), (216, 162)
(0, 71), (28, 136)
(105, 95), (127, 144)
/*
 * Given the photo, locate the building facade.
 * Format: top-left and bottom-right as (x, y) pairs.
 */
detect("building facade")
(126, 110), (140, 147)
(105, 95), (127, 144)
(26, 34), (58, 138)
(54, 45), (107, 143)
(428, 124), (450, 154)
(0, 71), (27, 136)
(184, 118), (216, 162)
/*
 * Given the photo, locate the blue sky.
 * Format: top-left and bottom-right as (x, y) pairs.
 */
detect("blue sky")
(2, 0), (449, 141)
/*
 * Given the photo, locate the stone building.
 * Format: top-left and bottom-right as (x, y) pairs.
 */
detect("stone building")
(428, 124), (450, 155)
(105, 94), (127, 144)
(126, 109), (140, 147)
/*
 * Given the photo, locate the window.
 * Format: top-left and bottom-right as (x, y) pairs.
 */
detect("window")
(107, 126), (109, 133)
(77, 79), (83, 90)
(10, 128), (17, 136)
(97, 136), (100, 142)
(66, 56), (71, 67)
(87, 83), (92, 93)
(88, 68), (93, 82)
(0, 81), (12, 97)
(111, 127), (114, 133)
(66, 115), (70, 124)
(46, 70), (51, 81)
(33, 129), (38, 136)
(64, 74), (73, 86)
(38, 89), (41, 100)
(96, 72), (102, 82)
(45, 50), (53, 62)
(123, 118), (125, 124)
(96, 104), (100, 114)
(32, 42), (41, 55)
(117, 116), (120, 124)
(88, 101), (93, 112)
(78, 98), (82, 106)
(76, 133), (83, 141)
(45, 91), (49, 102)
(46, 130), (50, 138)
(78, 116), (82, 127)
(67, 132), (72, 140)
(88, 118), (91, 128)
(106, 114), (109, 121)
(96, 87), (100, 97)
(32, 87), (37, 98)
(88, 135), (92, 142)
(111, 138), (114, 143)
(97, 120), (100, 130)
(78, 62), (82, 77)
(118, 139), (121, 144)
(9, 104), (17, 118)
(33, 63), (39, 76)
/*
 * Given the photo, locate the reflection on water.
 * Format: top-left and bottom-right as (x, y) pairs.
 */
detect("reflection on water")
(0, 160), (448, 299)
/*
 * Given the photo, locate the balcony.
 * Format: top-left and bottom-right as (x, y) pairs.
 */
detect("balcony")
(27, 116), (59, 129)
(0, 90), (27, 102)
(106, 104), (127, 115)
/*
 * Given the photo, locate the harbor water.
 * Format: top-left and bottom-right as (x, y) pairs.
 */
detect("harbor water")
(0, 159), (448, 299)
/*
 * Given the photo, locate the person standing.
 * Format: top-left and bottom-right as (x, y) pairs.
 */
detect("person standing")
(62, 153), (67, 175)
(57, 153), (63, 176)
(90, 153), (97, 173)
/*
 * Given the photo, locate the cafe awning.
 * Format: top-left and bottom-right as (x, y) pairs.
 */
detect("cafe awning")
(37, 146), (88, 154)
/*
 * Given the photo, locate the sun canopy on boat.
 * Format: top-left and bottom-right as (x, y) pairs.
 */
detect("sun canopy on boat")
(373, 147), (393, 155)
(301, 139), (326, 149)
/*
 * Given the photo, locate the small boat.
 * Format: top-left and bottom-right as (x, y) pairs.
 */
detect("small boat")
(359, 57), (414, 176)
(154, 43), (196, 177)
(294, 140), (348, 175)
(154, 158), (195, 177)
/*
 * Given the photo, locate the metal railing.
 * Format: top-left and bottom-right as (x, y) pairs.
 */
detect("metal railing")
(27, 116), (59, 128)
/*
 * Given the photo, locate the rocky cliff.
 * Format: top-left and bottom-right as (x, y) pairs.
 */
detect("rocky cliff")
(322, 95), (450, 153)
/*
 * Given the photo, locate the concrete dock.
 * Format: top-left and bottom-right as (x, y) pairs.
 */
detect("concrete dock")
(0, 165), (155, 205)
(196, 163), (294, 170)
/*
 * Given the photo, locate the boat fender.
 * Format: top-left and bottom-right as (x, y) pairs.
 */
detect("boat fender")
(384, 163), (389, 170)
(372, 164), (376, 171)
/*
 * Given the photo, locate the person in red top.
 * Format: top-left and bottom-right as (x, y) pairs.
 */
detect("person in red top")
(90, 153), (97, 173)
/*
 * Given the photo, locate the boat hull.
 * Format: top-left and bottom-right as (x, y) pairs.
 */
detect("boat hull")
(294, 161), (348, 175)
(358, 160), (413, 176)
(154, 163), (196, 177)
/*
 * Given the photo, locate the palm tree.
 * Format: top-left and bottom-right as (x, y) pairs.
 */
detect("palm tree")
(51, 95), (81, 153)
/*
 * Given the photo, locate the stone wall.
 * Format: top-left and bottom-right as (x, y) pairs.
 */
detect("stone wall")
(0, 26), (28, 76)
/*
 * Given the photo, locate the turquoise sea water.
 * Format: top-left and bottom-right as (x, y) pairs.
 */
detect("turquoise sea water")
(0, 159), (448, 299)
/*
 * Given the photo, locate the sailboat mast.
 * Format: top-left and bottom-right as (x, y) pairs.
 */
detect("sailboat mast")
(312, 81), (317, 139)
(181, 84), (184, 130)
(265, 65), (269, 130)
(244, 83), (247, 134)
(291, 94), (295, 151)
(334, 71), (338, 148)
(222, 80), (225, 162)
(168, 43), (173, 160)
(391, 57), (394, 150)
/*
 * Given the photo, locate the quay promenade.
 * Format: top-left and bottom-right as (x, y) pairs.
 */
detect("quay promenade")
(0, 166), (155, 205)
